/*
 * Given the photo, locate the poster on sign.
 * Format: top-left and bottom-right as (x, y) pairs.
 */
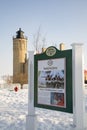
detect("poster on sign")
(38, 58), (66, 108)
(34, 46), (72, 113)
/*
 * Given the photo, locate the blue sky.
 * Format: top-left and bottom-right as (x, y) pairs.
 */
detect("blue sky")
(0, 0), (87, 76)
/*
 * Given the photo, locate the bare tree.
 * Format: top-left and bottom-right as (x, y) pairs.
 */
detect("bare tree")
(32, 27), (46, 53)
(1, 75), (13, 84)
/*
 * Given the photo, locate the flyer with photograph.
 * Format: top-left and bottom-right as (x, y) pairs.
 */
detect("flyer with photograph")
(37, 58), (66, 108)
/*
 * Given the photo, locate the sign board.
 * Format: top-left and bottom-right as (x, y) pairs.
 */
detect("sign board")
(34, 46), (72, 113)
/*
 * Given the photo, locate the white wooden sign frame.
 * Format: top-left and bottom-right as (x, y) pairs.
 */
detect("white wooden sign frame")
(26, 44), (87, 130)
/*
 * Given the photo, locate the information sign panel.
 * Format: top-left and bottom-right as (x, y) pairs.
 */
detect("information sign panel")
(34, 46), (72, 113)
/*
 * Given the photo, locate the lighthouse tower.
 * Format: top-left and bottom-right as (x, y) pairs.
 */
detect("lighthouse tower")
(13, 28), (28, 85)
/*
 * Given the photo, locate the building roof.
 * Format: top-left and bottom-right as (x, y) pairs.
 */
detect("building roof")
(16, 28), (24, 38)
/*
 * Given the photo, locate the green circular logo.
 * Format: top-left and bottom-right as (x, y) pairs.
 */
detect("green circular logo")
(46, 47), (56, 56)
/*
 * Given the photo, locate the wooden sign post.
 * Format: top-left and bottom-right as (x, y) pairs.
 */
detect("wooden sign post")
(71, 43), (87, 130)
(26, 51), (37, 130)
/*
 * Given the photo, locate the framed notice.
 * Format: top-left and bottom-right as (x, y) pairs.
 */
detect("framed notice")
(38, 58), (66, 108)
(34, 46), (72, 113)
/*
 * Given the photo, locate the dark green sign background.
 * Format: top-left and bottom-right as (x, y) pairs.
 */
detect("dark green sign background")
(34, 46), (72, 113)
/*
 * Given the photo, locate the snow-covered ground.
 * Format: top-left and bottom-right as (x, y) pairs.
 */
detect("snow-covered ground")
(0, 86), (87, 130)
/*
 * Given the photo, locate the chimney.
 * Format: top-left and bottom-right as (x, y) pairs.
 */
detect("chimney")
(42, 47), (46, 53)
(59, 43), (65, 50)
